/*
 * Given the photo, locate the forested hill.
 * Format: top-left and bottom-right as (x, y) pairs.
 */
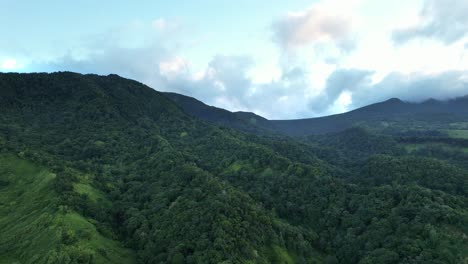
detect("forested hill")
(1, 72), (323, 263)
(0, 72), (467, 264)
(164, 92), (468, 136)
(163, 92), (275, 134)
(272, 96), (468, 136)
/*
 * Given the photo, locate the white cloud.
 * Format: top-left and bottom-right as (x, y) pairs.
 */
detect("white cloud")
(337, 0), (468, 86)
(343, 37), (468, 79)
(10, 2), (468, 119)
(159, 56), (190, 79)
(304, 68), (468, 115)
(272, 0), (360, 52)
(152, 18), (168, 31)
(393, 0), (468, 44)
(152, 18), (180, 33)
(329, 70), (468, 109)
(309, 69), (373, 113)
(1, 59), (19, 70)
(332, 90), (352, 114)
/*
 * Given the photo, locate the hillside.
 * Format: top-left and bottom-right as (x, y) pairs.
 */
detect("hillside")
(0, 72), (323, 263)
(0, 72), (467, 263)
(163, 92), (275, 134)
(0, 155), (135, 264)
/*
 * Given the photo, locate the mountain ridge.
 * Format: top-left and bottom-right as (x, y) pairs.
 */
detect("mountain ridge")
(164, 91), (468, 136)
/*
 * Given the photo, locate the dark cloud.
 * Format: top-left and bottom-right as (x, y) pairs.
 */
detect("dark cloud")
(393, 0), (468, 44)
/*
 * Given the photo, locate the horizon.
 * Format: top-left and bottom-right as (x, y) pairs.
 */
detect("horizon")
(2, 0), (468, 119)
(4, 70), (467, 121)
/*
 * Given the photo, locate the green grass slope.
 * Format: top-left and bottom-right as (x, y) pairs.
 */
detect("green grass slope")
(0, 155), (135, 264)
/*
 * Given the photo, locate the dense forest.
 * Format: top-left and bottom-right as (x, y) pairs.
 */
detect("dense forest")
(0, 72), (466, 263)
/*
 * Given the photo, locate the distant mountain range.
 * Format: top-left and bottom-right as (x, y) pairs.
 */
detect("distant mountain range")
(164, 92), (468, 136)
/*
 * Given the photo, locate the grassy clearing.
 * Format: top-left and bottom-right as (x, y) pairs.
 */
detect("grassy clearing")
(270, 246), (295, 264)
(74, 182), (109, 206)
(404, 144), (425, 152)
(448, 122), (468, 130)
(0, 155), (58, 263)
(226, 161), (244, 173)
(446, 129), (468, 139)
(404, 142), (468, 154)
(261, 245), (322, 264)
(0, 154), (135, 264)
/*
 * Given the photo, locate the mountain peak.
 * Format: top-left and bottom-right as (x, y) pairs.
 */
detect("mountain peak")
(384, 98), (404, 104)
(422, 98), (440, 104)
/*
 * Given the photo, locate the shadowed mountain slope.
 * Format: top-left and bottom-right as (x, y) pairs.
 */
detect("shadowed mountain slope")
(164, 92), (468, 136)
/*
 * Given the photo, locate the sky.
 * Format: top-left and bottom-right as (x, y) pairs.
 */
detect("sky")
(1, 0), (468, 119)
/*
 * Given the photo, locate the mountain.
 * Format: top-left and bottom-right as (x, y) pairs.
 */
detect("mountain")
(0, 72), (467, 264)
(164, 93), (468, 136)
(163, 92), (275, 134)
(274, 96), (468, 136)
(0, 72), (324, 263)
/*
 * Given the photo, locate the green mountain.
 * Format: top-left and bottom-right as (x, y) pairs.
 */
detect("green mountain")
(163, 92), (275, 134)
(0, 72), (467, 264)
(164, 92), (468, 136)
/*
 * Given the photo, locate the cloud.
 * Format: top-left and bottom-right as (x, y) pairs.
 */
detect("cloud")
(29, 42), (170, 91)
(313, 69), (468, 114)
(152, 18), (168, 31)
(35, 40), (303, 118)
(26, 20), (182, 89)
(27, 21), (313, 119)
(309, 69), (372, 112)
(159, 56), (190, 79)
(26, 34), (468, 120)
(159, 56), (313, 119)
(393, 0), (468, 44)
(162, 55), (254, 104)
(352, 71), (468, 107)
(20, 17), (468, 120)
(152, 18), (180, 33)
(272, 0), (357, 52)
(1, 59), (19, 70)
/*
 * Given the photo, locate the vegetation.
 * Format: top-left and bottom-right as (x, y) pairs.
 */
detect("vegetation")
(0, 72), (467, 263)
(0, 155), (135, 264)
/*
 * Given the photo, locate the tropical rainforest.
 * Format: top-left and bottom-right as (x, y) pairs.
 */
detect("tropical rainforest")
(0, 72), (466, 264)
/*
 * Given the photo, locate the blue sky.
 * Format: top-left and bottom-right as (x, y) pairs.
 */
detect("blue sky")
(2, 0), (468, 119)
